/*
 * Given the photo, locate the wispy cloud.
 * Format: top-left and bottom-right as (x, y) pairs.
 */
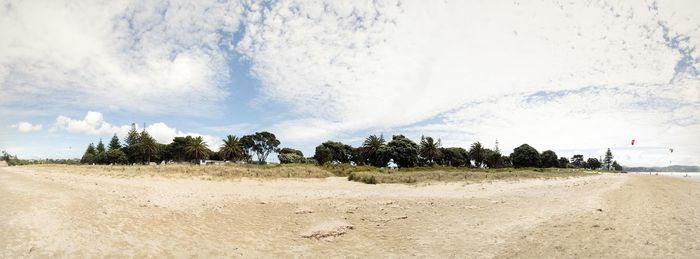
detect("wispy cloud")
(233, 0), (699, 166)
(237, 1), (697, 130)
(1, 0), (698, 166)
(0, 0), (243, 115)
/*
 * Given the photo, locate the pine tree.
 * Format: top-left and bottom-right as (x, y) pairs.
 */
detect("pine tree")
(125, 123), (142, 163)
(81, 143), (98, 164)
(96, 140), (106, 154)
(95, 140), (107, 164)
(108, 134), (121, 151)
(603, 148), (614, 170)
(125, 124), (140, 147)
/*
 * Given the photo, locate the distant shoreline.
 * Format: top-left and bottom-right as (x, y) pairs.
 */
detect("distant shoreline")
(623, 165), (699, 173)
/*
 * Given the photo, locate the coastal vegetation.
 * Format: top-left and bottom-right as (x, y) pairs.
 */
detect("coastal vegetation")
(4, 125), (625, 183)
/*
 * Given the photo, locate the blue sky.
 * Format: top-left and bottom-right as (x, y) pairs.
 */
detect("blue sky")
(1, 0), (699, 166)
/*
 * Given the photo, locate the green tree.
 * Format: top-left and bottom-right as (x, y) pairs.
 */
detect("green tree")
(351, 147), (367, 166)
(105, 149), (128, 164)
(96, 140), (106, 154)
(419, 136), (442, 165)
(81, 143), (98, 164)
(603, 148), (614, 170)
(167, 137), (189, 162)
(1, 150), (18, 166)
(186, 136), (210, 162)
(278, 148), (304, 164)
(140, 131), (159, 164)
(313, 143), (333, 164)
(612, 160), (623, 171)
(104, 134), (127, 164)
(250, 131), (280, 164)
(157, 143), (171, 162)
(483, 148), (506, 168)
(208, 149), (222, 161)
(570, 154), (584, 168)
(558, 157), (570, 168)
(469, 142), (486, 167)
(511, 144), (541, 168)
(96, 140), (107, 164)
(362, 134), (387, 167)
(240, 135), (256, 162)
(124, 124), (142, 163)
(108, 134), (122, 151)
(386, 135), (419, 168)
(501, 156), (512, 167)
(313, 141), (353, 164)
(540, 150), (559, 168)
(586, 158), (602, 169)
(219, 135), (244, 161)
(438, 147), (469, 167)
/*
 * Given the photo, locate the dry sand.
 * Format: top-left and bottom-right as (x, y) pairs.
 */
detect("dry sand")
(1, 166), (698, 258)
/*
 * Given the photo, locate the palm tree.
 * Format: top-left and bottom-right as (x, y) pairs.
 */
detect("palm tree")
(219, 135), (243, 161)
(362, 134), (386, 166)
(186, 136), (210, 163)
(140, 131), (159, 164)
(419, 136), (441, 165)
(469, 142), (485, 167)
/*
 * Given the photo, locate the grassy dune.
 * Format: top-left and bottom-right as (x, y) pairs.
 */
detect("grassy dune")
(22, 163), (603, 184)
(345, 167), (596, 184)
(24, 163), (333, 180)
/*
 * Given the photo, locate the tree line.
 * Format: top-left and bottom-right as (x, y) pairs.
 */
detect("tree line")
(78, 126), (622, 170)
(80, 124), (282, 165)
(311, 134), (623, 170)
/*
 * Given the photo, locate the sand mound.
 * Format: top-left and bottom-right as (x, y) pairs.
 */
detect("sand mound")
(300, 220), (354, 239)
(0, 161), (7, 167)
(294, 207), (314, 214)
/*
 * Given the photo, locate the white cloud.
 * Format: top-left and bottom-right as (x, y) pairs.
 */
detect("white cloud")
(52, 111), (131, 136)
(51, 111), (221, 147)
(0, 0), (243, 115)
(239, 0), (699, 139)
(10, 122), (42, 132)
(146, 122), (221, 148)
(3, 0), (699, 166)
(399, 81), (700, 167)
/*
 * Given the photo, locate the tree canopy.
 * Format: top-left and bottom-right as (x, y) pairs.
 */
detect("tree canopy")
(362, 134), (388, 167)
(469, 142), (485, 167)
(73, 125), (624, 170)
(219, 135), (244, 161)
(419, 136), (441, 165)
(540, 150), (559, 168)
(278, 148), (304, 164)
(386, 135), (419, 168)
(603, 148), (614, 170)
(80, 143), (97, 164)
(249, 131), (280, 164)
(186, 136), (210, 161)
(438, 147), (469, 167)
(511, 144), (541, 168)
(314, 141), (352, 164)
(586, 158), (602, 169)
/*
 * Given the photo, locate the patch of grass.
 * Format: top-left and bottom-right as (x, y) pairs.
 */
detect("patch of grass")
(346, 168), (596, 184)
(21, 164), (605, 183)
(24, 163), (333, 180)
(323, 164), (378, 176)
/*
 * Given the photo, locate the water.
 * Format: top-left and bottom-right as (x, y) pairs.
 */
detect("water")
(628, 172), (700, 178)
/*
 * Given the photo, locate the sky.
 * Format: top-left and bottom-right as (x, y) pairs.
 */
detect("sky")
(0, 0), (699, 167)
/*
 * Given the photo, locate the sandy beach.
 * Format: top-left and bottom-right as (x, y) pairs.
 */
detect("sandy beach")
(1, 166), (698, 258)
